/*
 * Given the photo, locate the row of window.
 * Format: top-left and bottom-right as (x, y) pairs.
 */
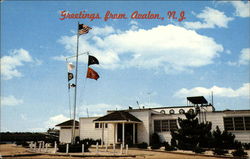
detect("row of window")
(154, 120), (178, 132)
(95, 123), (108, 129)
(160, 109), (194, 115)
(224, 117), (250, 131)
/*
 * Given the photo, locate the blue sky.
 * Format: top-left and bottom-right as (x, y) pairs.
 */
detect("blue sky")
(1, 1), (249, 132)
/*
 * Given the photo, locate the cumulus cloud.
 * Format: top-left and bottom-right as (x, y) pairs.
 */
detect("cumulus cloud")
(1, 95), (23, 106)
(184, 7), (233, 29)
(174, 83), (250, 98)
(230, 1), (250, 18)
(57, 24), (223, 73)
(239, 48), (250, 65)
(45, 114), (69, 128)
(1, 48), (33, 80)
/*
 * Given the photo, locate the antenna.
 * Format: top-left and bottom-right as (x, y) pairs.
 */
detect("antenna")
(211, 91), (214, 106)
(147, 92), (152, 106)
(136, 101), (140, 109)
(86, 108), (89, 117)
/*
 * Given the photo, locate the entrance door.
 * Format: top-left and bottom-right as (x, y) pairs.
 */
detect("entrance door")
(116, 123), (137, 145)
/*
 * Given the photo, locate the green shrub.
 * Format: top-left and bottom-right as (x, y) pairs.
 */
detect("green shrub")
(164, 142), (176, 151)
(193, 146), (205, 154)
(150, 133), (161, 149)
(137, 142), (148, 149)
(243, 143), (250, 150)
(213, 148), (228, 155)
(232, 147), (248, 158)
(58, 143), (89, 152)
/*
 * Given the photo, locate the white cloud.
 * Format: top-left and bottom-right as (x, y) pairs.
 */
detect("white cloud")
(57, 24), (223, 73)
(184, 7), (233, 29)
(1, 95), (23, 106)
(45, 114), (69, 128)
(230, 1), (250, 18)
(174, 83), (250, 98)
(1, 48), (33, 80)
(78, 103), (125, 117)
(239, 48), (250, 65)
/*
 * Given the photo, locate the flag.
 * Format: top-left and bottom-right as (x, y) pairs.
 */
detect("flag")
(88, 55), (99, 66)
(67, 63), (75, 71)
(86, 67), (99, 80)
(78, 24), (92, 35)
(68, 83), (76, 89)
(68, 72), (74, 81)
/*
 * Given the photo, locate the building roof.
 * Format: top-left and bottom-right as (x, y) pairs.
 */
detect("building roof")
(93, 111), (142, 122)
(55, 119), (79, 127)
(187, 96), (208, 104)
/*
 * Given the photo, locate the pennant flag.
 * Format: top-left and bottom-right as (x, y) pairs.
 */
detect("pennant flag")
(88, 55), (99, 66)
(78, 24), (92, 35)
(68, 72), (74, 81)
(67, 63), (75, 71)
(86, 67), (99, 80)
(68, 83), (76, 89)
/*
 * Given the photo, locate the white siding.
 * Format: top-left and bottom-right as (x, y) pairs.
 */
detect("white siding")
(79, 117), (109, 144)
(59, 128), (79, 144)
(130, 111), (151, 144)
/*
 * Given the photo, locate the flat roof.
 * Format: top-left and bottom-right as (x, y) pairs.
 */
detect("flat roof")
(187, 96), (208, 104)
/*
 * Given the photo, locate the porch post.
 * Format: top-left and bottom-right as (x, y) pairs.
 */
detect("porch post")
(133, 123), (135, 144)
(113, 123), (116, 145)
(101, 123), (104, 147)
(122, 122), (125, 148)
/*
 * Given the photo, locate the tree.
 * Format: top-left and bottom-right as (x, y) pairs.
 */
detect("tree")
(171, 112), (212, 151)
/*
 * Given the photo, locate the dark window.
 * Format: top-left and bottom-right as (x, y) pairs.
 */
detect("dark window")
(95, 123), (99, 128)
(162, 120), (169, 132)
(169, 109), (175, 114)
(234, 117), (244, 130)
(170, 120), (178, 131)
(179, 109), (185, 114)
(160, 110), (166, 114)
(105, 123), (108, 128)
(244, 117), (250, 130)
(154, 120), (161, 132)
(100, 123), (103, 128)
(224, 117), (234, 131)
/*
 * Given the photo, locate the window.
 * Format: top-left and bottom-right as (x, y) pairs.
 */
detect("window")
(169, 120), (178, 131)
(169, 109), (175, 114)
(234, 117), (244, 130)
(154, 120), (177, 132)
(154, 120), (161, 132)
(95, 123), (99, 128)
(105, 123), (108, 128)
(224, 117), (234, 131)
(160, 110), (166, 114)
(179, 109), (185, 114)
(245, 117), (250, 130)
(162, 120), (169, 131)
(224, 116), (250, 131)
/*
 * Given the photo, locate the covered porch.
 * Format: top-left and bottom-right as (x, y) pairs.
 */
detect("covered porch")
(93, 111), (142, 147)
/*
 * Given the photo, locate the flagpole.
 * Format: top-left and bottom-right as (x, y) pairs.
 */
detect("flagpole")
(72, 22), (80, 144)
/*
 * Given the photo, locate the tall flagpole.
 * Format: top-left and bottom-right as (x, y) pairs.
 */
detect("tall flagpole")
(72, 22), (80, 144)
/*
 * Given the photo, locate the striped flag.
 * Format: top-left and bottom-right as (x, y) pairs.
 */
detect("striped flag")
(78, 24), (92, 35)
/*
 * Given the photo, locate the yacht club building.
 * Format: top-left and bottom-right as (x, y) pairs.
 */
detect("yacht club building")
(56, 96), (250, 145)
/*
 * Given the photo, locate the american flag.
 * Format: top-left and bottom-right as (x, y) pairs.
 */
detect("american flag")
(78, 24), (92, 35)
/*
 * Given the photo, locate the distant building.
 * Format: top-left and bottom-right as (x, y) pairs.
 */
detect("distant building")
(56, 120), (79, 144)
(56, 96), (250, 145)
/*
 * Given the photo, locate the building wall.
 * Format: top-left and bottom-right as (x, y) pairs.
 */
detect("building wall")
(59, 128), (79, 144)
(79, 117), (109, 144)
(130, 110), (151, 144)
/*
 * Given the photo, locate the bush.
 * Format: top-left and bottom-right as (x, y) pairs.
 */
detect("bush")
(193, 146), (205, 154)
(150, 133), (161, 149)
(16, 141), (29, 147)
(164, 142), (176, 151)
(58, 143), (90, 152)
(243, 143), (250, 150)
(232, 147), (248, 158)
(213, 148), (228, 155)
(137, 142), (148, 149)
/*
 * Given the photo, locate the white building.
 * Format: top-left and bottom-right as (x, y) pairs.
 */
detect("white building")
(56, 96), (250, 145)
